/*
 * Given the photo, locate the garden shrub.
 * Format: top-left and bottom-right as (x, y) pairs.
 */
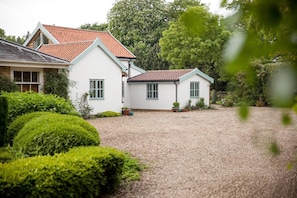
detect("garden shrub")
(0, 146), (125, 197)
(97, 111), (121, 118)
(196, 98), (206, 109)
(221, 93), (235, 107)
(44, 69), (69, 100)
(0, 75), (17, 92)
(1, 91), (78, 124)
(0, 96), (8, 146)
(13, 113), (100, 157)
(5, 112), (49, 146)
(0, 147), (12, 163)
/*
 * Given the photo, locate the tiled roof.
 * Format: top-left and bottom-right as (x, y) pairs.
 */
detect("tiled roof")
(39, 41), (93, 62)
(43, 24), (136, 59)
(0, 39), (69, 65)
(128, 69), (194, 82)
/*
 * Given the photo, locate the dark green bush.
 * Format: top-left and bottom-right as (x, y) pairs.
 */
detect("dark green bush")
(1, 91), (78, 124)
(13, 113), (100, 156)
(0, 75), (17, 92)
(0, 146), (124, 197)
(0, 96), (8, 146)
(44, 69), (69, 100)
(5, 112), (49, 146)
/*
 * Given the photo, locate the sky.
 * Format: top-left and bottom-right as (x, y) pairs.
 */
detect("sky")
(0, 0), (230, 38)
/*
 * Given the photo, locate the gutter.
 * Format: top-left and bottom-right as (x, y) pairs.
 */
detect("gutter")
(174, 80), (178, 102)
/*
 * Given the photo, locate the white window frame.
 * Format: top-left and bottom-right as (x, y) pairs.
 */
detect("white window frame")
(89, 79), (104, 99)
(190, 81), (199, 98)
(147, 83), (158, 100)
(11, 68), (43, 92)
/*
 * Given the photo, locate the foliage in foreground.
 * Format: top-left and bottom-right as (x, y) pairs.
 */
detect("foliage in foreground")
(5, 112), (49, 146)
(222, 0), (297, 156)
(121, 153), (144, 181)
(0, 146), (124, 197)
(13, 113), (100, 157)
(0, 96), (8, 147)
(1, 91), (78, 124)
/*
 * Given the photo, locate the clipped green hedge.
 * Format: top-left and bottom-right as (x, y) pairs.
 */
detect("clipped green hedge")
(0, 146), (124, 197)
(1, 91), (78, 124)
(5, 112), (49, 146)
(0, 96), (8, 146)
(13, 113), (100, 156)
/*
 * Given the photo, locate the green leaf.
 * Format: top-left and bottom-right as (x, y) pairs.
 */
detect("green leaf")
(269, 141), (280, 156)
(238, 104), (249, 121)
(286, 163), (294, 170)
(281, 113), (292, 126)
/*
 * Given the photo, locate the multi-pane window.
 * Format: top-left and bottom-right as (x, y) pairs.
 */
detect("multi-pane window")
(33, 33), (49, 49)
(147, 83), (158, 99)
(90, 79), (104, 99)
(13, 71), (39, 92)
(190, 81), (199, 98)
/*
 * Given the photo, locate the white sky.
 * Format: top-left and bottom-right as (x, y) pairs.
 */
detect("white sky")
(0, 0), (229, 37)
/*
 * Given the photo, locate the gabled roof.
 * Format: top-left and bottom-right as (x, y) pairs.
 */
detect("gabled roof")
(39, 38), (126, 72)
(127, 68), (214, 83)
(24, 22), (136, 59)
(0, 39), (69, 67)
(39, 41), (93, 62)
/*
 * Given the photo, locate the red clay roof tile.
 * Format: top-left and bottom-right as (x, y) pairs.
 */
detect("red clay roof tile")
(128, 69), (194, 82)
(43, 24), (135, 59)
(39, 41), (93, 62)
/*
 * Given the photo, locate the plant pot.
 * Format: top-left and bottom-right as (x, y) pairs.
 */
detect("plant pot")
(122, 109), (130, 115)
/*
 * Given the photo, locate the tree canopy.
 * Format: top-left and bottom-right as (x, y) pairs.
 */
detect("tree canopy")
(159, 6), (231, 89)
(0, 28), (28, 44)
(80, 23), (108, 31)
(108, 0), (169, 70)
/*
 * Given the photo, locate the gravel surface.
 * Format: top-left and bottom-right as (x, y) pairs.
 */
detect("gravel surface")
(89, 107), (297, 198)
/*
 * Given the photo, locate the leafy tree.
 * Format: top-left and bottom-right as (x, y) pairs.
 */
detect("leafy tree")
(222, 0), (297, 106)
(108, 0), (169, 70)
(159, 6), (231, 90)
(80, 22), (108, 31)
(0, 28), (29, 44)
(221, 0), (297, 156)
(166, 0), (203, 22)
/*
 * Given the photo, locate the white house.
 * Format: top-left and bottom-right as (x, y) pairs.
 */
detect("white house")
(24, 23), (138, 113)
(127, 68), (214, 110)
(22, 23), (213, 113)
(0, 39), (69, 93)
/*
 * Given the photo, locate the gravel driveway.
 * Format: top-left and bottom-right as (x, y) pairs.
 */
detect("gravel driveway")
(89, 107), (297, 198)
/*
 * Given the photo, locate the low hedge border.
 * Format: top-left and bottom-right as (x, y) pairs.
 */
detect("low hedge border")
(13, 113), (100, 157)
(0, 146), (124, 197)
(5, 112), (49, 146)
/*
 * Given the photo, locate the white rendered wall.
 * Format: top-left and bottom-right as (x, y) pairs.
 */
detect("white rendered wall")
(69, 47), (123, 114)
(128, 75), (211, 110)
(123, 65), (144, 108)
(178, 74), (211, 108)
(128, 82), (177, 110)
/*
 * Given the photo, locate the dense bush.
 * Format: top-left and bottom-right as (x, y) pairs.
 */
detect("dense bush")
(0, 75), (17, 92)
(0, 146), (124, 197)
(5, 112), (49, 146)
(0, 96), (8, 146)
(96, 111), (121, 118)
(13, 113), (100, 156)
(44, 69), (69, 100)
(1, 91), (78, 124)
